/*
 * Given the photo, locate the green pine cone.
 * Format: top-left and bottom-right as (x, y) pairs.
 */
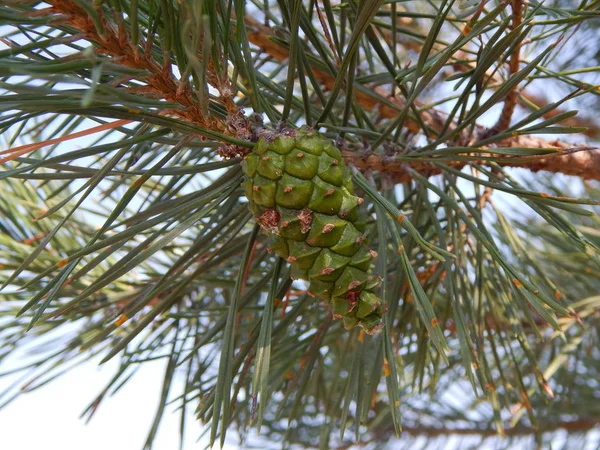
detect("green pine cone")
(241, 129), (385, 334)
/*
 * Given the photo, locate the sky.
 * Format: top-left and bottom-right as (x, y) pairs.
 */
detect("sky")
(0, 356), (237, 450)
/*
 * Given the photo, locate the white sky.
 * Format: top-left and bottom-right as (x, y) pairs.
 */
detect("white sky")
(0, 357), (237, 450)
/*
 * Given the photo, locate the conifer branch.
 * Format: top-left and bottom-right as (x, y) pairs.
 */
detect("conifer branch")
(343, 144), (600, 183)
(451, 57), (599, 138)
(493, 0), (523, 132)
(1, 2), (600, 448)
(520, 92), (599, 138)
(245, 16), (599, 181)
(353, 418), (600, 444)
(34, 3), (599, 183)
(44, 0), (228, 131)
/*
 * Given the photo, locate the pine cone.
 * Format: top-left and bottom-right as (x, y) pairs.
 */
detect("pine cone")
(242, 129), (384, 334)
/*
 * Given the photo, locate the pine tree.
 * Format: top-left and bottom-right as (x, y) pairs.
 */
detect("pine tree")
(0, 1), (599, 448)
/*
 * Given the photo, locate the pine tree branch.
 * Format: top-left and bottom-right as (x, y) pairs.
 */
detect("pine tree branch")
(520, 92), (599, 138)
(452, 57), (599, 138)
(35, 4), (599, 182)
(493, 0), (523, 132)
(376, 6), (599, 139)
(245, 17), (600, 181)
(245, 16), (451, 135)
(347, 417), (600, 446)
(343, 144), (600, 183)
(3, 5), (600, 448)
(43, 0), (226, 131)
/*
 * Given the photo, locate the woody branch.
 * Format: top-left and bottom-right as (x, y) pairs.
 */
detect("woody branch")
(245, 17), (600, 182)
(40, 2), (600, 183)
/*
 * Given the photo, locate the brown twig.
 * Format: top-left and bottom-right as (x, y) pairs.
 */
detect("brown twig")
(494, 0), (523, 132)
(343, 145), (600, 183)
(314, 0), (340, 66)
(520, 92), (599, 138)
(44, 0), (226, 132)
(39, 3), (599, 184)
(366, 418), (600, 442)
(0, 119), (132, 163)
(451, 53), (599, 138)
(245, 16), (600, 181)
